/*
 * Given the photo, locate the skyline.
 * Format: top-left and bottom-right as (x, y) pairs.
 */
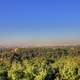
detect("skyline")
(0, 0), (80, 47)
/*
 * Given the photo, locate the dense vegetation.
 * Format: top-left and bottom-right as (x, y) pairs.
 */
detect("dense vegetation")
(0, 47), (80, 80)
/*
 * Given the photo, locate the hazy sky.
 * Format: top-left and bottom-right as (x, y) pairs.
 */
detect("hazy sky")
(0, 0), (80, 47)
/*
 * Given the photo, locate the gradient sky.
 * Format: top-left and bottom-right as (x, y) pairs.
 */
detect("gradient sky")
(0, 0), (80, 47)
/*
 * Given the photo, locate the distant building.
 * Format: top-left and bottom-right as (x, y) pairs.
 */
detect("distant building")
(11, 48), (19, 53)
(14, 48), (19, 53)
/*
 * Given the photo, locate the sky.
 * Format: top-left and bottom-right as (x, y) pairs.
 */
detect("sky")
(0, 0), (80, 47)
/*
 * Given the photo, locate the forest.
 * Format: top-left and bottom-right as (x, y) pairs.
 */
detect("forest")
(0, 47), (80, 80)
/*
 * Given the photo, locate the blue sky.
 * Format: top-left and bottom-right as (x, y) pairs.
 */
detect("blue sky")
(0, 0), (80, 47)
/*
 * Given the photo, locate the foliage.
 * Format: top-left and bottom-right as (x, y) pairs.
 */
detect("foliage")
(0, 47), (80, 80)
